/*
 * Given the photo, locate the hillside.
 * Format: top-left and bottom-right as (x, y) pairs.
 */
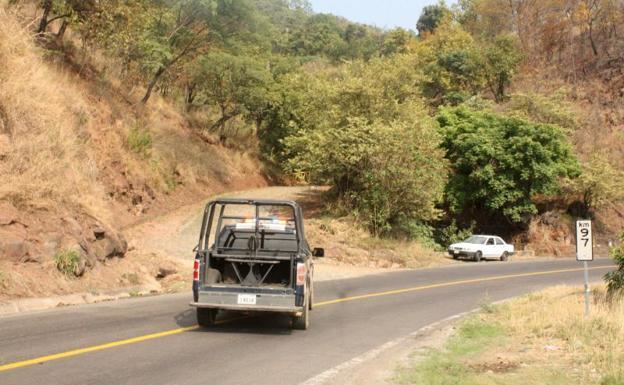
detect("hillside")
(1, 0), (623, 299)
(0, 6), (266, 297)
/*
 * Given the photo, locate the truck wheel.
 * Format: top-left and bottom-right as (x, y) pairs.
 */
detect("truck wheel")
(292, 294), (309, 330)
(197, 308), (217, 327)
(474, 251), (482, 262)
(309, 279), (314, 311)
(501, 252), (509, 262)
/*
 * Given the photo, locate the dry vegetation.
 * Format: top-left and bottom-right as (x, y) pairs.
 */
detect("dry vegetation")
(0, 7), (266, 299)
(395, 285), (624, 384)
(306, 216), (451, 269)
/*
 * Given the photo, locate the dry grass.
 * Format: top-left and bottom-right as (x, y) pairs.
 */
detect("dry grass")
(306, 216), (450, 269)
(0, 8), (103, 212)
(493, 285), (624, 383)
(395, 285), (624, 385)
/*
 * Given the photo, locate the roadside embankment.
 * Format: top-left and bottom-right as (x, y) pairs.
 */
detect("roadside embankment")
(394, 285), (624, 385)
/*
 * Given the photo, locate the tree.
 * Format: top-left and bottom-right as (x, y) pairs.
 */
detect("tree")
(414, 21), (483, 105)
(283, 116), (447, 235)
(437, 106), (580, 225)
(192, 52), (271, 142)
(417, 3), (451, 35)
(605, 232), (624, 302)
(482, 34), (522, 102)
(380, 28), (414, 56)
(573, 155), (624, 213)
(138, 0), (216, 104)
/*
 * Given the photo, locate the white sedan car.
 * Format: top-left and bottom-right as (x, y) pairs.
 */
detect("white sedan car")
(448, 235), (514, 262)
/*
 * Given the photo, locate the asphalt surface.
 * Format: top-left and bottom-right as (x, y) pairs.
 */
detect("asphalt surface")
(0, 258), (614, 385)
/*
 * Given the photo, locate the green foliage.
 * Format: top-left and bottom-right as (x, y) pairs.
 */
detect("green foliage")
(574, 155), (624, 212)
(605, 232), (624, 301)
(436, 220), (475, 246)
(284, 116), (447, 235)
(396, 219), (438, 249)
(190, 51), (272, 136)
(437, 106), (580, 224)
(416, 3), (451, 35)
(380, 28), (414, 56)
(482, 34), (523, 102)
(54, 249), (80, 276)
(415, 21), (484, 106)
(127, 127), (152, 157)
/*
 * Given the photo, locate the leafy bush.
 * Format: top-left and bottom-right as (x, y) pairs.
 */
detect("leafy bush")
(54, 249), (80, 276)
(436, 220), (475, 247)
(284, 116), (448, 235)
(127, 127), (152, 157)
(605, 232), (624, 302)
(437, 106), (580, 225)
(396, 218), (439, 249)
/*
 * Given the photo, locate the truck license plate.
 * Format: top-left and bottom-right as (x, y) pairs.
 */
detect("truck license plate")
(237, 294), (256, 305)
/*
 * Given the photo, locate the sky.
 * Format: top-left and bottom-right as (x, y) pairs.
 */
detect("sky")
(309, 0), (442, 32)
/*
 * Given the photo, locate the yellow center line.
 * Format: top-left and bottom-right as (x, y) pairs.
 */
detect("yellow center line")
(0, 265), (613, 373)
(314, 265), (613, 307)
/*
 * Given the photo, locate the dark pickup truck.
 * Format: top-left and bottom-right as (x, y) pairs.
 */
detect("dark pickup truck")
(190, 198), (324, 330)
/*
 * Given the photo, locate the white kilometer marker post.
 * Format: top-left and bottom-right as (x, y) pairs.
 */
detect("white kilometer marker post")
(575, 220), (593, 317)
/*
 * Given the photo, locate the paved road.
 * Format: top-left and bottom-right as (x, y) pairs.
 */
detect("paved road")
(0, 258), (614, 385)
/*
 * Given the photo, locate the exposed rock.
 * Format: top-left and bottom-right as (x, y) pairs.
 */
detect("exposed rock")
(0, 134), (10, 158)
(91, 230), (127, 261)
(0, 230), (30, 262)
(0, 201), (20, 225)
(156, 262), (178, 279)
(73, 258), (87, 277)
(41, 232), (63, 257)
(93, 227), (106, 240)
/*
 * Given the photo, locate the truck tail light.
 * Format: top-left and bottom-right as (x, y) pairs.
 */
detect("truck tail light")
(193, 259), (200, 281)
(296, 263), (306, 286)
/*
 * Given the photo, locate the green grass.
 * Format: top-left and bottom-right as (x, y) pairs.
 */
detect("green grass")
(53, 249), (80, 276)
(122, 273), (140, 285)
(127, 126), (152, 157)
(394, 315), (574, 385)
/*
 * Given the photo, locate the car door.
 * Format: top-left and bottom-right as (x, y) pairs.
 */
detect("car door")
(483, 237), (497, 257)
(494, 237), (506, 257)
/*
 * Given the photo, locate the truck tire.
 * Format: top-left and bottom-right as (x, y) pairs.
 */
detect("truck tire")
(292, 293), (309, 330)
(309, 279), (314, 311)
(474, 251), (482, 262)
(197, 308), (217, 327)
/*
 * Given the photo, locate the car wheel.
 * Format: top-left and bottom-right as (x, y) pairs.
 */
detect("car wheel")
(197, 308), (217, 327)
(292, 293), (310, 330)
(474, 251), (482, 262)
(501, 251), (509, 262)
(452, 253), (459, 260)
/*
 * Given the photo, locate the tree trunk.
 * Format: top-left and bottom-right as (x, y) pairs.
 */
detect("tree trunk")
(184, 83), (196, 111)
(141, 66), (166, 104)
(56, 19), (68, 41)
(38, 0), (53, 34)
(588, 23), (598, 57)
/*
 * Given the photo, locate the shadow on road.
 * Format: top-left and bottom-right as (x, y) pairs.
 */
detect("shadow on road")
(175, 308), (294, 335)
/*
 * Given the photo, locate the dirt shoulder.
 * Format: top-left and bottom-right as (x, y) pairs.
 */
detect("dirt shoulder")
(307, 285), (623, 385)
(392, 285), (623, 385)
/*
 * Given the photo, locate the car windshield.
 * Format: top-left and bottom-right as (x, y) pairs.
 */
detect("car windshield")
(463, 236), (488, 244)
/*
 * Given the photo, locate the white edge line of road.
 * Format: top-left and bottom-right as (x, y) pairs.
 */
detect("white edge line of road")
(299, 300), (512, 385)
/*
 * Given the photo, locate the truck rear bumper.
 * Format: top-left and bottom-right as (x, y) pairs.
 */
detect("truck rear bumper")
(190, 290), (302, 314)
